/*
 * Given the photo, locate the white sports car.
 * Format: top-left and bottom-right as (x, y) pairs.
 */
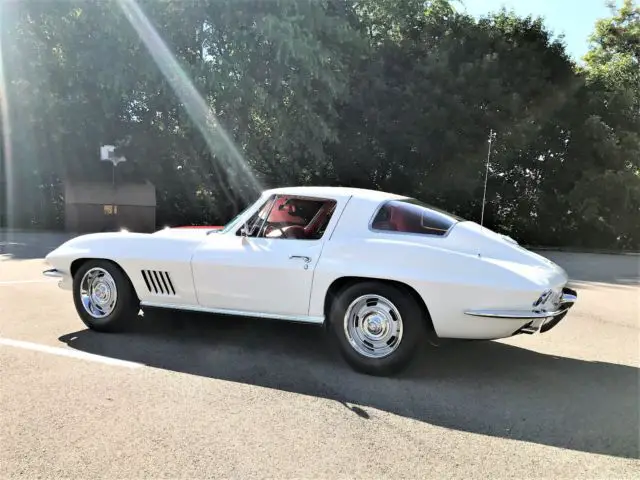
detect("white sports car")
(44, 186), (577, 375)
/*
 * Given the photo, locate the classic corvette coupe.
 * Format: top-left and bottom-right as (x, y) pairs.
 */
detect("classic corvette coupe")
(44, 186), (577, 375)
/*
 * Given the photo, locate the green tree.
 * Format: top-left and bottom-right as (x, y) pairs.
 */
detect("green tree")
(1, 0), (638, 249)
(1, 0), (363, 226)
(329, 1), (639, 249)
(570, 0), (640, 248)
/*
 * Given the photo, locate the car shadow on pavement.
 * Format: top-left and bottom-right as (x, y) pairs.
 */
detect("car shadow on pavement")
(59, 310), (640, 460)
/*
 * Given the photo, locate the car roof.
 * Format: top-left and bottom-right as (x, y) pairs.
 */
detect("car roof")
(263, 186), (407, 202)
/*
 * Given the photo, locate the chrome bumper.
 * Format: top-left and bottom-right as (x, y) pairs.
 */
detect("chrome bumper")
(43, 268), (64, 278)
(464, 287), (578, 334)
(42, 268), (72, 290)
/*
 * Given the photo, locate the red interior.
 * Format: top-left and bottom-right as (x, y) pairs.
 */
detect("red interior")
(391, 205), (419, 231)
(266, 199), (336, 239)
(174, 225), (223, 229)
(173, 198), (336, 238)
(304, 202), (335, 236)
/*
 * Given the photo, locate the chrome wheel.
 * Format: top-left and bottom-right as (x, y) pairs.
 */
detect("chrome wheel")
(79, 267), (118, 319)
(343, 294), (404, 358)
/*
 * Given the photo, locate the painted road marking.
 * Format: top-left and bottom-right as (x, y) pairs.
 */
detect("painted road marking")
(0, 279), (58, 286)
(0, 337), (143, 369)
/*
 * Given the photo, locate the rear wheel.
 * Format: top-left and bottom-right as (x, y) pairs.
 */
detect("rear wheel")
(72, 260), (138, 332)
(328, 281), (426, 376)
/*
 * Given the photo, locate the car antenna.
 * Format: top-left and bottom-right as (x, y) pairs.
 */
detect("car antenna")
(480, 129), (495, 229)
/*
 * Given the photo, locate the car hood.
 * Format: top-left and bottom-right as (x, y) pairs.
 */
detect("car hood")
(151, 227), (223, 239)
(47, 227), (225, 256)
(45, 228), (219, 267)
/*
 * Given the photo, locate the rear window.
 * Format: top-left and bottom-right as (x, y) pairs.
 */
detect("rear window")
(370, 199), (463, 236)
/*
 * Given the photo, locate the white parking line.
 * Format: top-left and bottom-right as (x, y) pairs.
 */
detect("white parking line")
(0, 279), (58, 286)
(0, 337), (143, 369)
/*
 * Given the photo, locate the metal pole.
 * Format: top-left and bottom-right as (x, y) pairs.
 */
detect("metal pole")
(480, 129), (494, 228)
(112, 162), (116, 223)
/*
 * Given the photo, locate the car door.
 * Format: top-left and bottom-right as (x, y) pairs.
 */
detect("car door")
(190, 194), (347, 320)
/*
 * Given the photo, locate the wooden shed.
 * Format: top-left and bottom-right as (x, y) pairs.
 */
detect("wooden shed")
(64, 181), (156, 233)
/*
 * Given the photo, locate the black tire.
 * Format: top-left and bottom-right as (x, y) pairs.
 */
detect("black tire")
(72, 259), (138, 333)
(328, 281), (426, 376)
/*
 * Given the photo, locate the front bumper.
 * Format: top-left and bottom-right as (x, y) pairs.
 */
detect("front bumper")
(43, 268), (63, 278)
(464, 287), (578, 334)
(42, 268), (72, 290)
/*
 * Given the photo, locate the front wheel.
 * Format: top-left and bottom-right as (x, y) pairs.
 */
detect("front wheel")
(72, 260), (138, 332)
(328, 281), (426, 376)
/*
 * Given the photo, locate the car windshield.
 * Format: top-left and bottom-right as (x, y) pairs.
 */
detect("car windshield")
(218, 200), (261, 234)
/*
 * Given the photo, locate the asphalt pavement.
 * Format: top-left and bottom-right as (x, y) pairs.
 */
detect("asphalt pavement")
(0, 232), (638, 478)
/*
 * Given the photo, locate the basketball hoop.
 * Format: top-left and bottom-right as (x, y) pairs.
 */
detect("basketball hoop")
(100, 145), (127, 167)
(100, 145), (127, 188)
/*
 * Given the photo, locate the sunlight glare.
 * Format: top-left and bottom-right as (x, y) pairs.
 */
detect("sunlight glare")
(116, 0), (263, 201)
(0, 2), (14, 234)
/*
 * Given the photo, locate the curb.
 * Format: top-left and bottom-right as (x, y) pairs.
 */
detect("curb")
(527, 246), (640, 257)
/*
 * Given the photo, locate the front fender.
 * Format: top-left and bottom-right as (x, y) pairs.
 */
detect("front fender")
(44, 232), (203, 306)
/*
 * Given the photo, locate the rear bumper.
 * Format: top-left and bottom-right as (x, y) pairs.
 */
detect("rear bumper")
(464, 287), (577, 334)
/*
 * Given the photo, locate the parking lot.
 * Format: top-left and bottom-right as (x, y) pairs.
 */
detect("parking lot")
(1, 232), (639, 478)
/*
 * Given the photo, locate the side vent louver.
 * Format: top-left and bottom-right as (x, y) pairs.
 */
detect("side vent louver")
(141, 270), (176, 295)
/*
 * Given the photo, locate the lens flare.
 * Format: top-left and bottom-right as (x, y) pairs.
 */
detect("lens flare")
(0, 2), (14, 235)
(116, 0), (262, 202)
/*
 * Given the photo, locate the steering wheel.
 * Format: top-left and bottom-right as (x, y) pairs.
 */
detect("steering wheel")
(264, 224), (287, 238)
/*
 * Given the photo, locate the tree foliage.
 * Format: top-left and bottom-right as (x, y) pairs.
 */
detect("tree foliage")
(1, 0), (638, 249)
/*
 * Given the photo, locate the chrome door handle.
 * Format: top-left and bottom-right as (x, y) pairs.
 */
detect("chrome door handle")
(289, 255), (311, 263)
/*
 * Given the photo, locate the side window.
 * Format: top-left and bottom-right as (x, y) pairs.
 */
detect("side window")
(236, 196), (277, 237)
(237, 195), (337, 240)
(371, 199), (460, 236)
